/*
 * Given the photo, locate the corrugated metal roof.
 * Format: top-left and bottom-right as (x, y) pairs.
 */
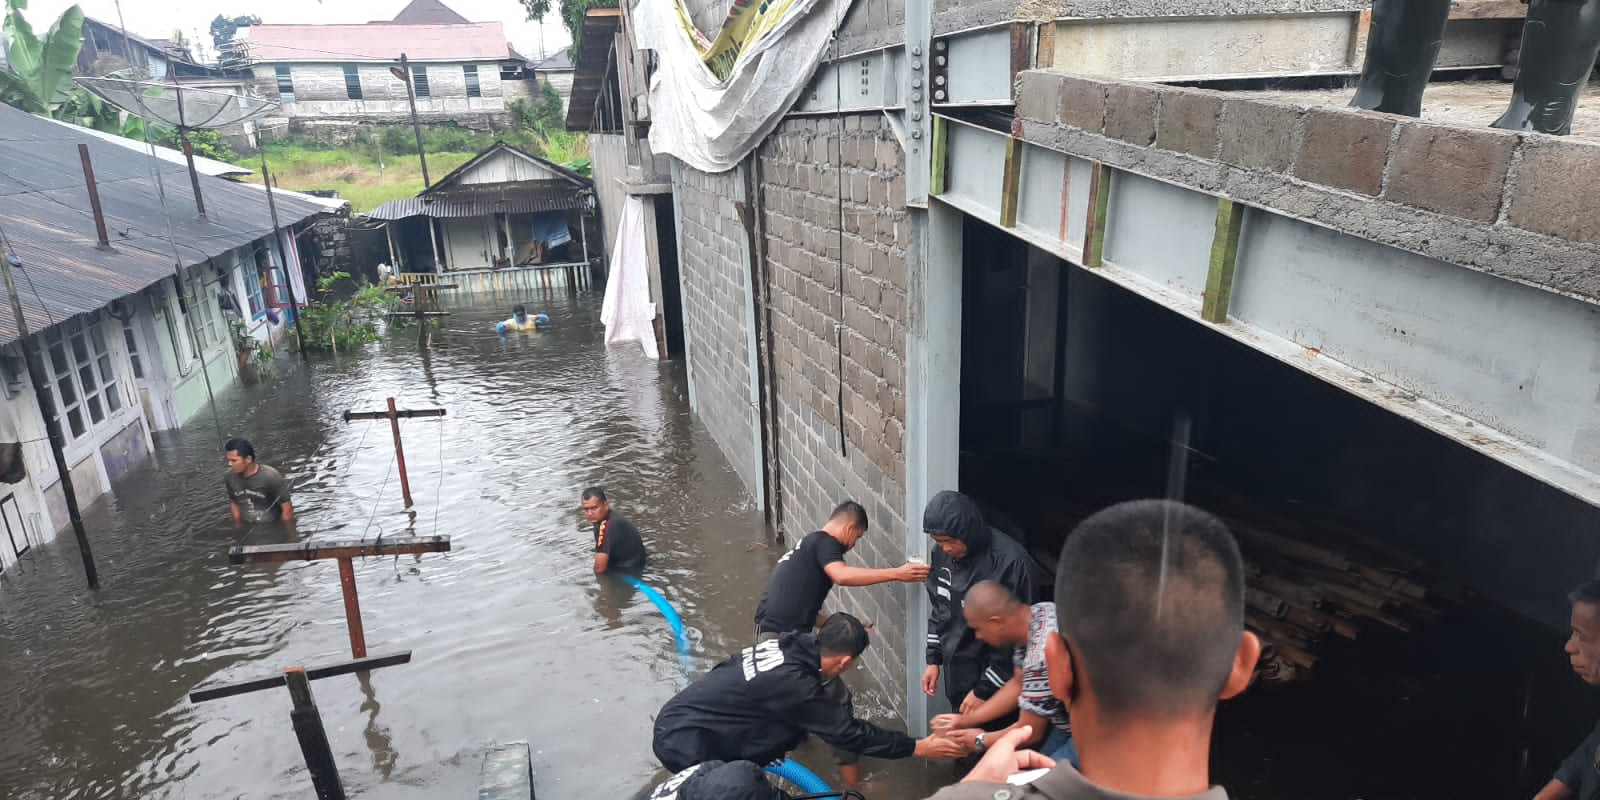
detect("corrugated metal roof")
(243, 22), (512, 63)
(390, 0), (470, 25)
(366, 187), (592, 220)
(36, 115), (253, 178)
(535, 47), (574, 72)
(0, 105), (329, 346)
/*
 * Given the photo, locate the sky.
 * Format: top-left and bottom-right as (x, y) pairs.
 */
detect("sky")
(22, 0), (573, 63)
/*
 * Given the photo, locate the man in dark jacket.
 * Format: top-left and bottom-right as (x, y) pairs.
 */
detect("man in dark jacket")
(920, 490), (1035, 713)
(653, 613), (969, 772)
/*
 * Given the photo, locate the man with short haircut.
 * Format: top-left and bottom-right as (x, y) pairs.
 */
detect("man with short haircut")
(1532, 579), (1600, 800)
(752, 500), (930, 787)
(652, 613), (969, 773)
(922, 490), (1035, 713)
(933, 580), (1077, 767)
(928, 499), (1261, 800)
(224, 438), (294, 525)
(581, 487), (646, 574)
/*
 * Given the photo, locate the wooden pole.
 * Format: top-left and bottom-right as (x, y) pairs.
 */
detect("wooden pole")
(260, 159), (309, 361)
(399, 53), (430, 188)
(284, 668), (348, 800)
(336, 557), (366, 658)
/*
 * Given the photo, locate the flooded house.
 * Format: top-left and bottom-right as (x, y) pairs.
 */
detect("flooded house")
(367, 141), (597, 293)
(0, 105), (330, 572)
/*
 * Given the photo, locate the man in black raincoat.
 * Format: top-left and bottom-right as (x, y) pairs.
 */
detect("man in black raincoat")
(645, 761), (793, 800)
(653, 613), (968, 773)
(920, 490), (1036, 714)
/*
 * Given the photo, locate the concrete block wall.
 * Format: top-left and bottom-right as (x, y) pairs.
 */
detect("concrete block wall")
(1012, 70), (1600, 303)
(672, 164), (762, 502)
(754, 113), (913, 701)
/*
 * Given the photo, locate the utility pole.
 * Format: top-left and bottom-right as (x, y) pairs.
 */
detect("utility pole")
(259, 158), (309, 360)
(394, 54), (430, 188)
(0, 248), (98, 590)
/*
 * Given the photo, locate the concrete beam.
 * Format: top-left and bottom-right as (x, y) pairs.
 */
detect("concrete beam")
(479, 742), (535, 799)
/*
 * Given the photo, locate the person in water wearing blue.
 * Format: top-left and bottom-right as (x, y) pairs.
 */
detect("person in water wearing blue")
(496, 304), (549, 334)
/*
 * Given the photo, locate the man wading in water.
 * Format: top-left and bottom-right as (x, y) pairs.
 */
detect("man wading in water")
(752, 500), (931, 788)
(224, 438), (294, 525)
(582, 487), (647, 574)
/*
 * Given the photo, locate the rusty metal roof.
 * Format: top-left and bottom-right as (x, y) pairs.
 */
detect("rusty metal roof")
(0, 104), (329, 346)
(564, 9), (623, 133)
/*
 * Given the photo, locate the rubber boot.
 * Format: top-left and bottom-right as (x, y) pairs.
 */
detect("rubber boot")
(1492, 0), (1600, 135)
(1350, 0), (1453, 116)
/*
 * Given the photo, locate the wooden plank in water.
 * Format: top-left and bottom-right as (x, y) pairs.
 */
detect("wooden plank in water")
(479, 741), (536, 800)
(386, 284), (458, 292)
(229, 536), (451, 564)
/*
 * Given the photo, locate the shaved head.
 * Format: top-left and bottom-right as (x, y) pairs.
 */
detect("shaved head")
(964, 580), (1024, 619)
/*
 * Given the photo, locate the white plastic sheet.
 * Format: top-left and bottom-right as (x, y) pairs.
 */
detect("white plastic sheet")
(633, 0), (848, 174)
(601, 196), (662, 359)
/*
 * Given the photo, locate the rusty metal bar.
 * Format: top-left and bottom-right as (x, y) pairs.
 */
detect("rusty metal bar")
(77, 145), (111, 249)
(228, 535), (452, 564)
(189, 651), (412, 703)
(336, 556), (367, 658)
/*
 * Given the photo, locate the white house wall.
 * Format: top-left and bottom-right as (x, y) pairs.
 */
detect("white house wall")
(254, 61), (524, 119)
(453, 150), (569, 185)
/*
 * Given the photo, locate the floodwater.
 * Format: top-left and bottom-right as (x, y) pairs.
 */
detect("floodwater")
(0, 293), (945, 799)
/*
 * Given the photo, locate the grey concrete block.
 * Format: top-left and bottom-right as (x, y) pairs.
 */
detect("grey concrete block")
(479, 742), (534, 799)
(1015, 71), (1059, 123)
(1056, 73), (1108, 133)
(1384, 122), (1515, 223)
(1218, 97), (1301, 174)
(1507, 135), (1600, 246)
(1156, 87), (1223, 159)
(1105, 83), (1159, 147)
(1294, 108), (1395, 197)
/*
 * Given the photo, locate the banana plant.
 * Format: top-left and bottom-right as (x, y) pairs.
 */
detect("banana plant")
(0, 0), (85, 114)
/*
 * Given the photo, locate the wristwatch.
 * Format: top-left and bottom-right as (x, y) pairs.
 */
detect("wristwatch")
(975, 732), (987, 753)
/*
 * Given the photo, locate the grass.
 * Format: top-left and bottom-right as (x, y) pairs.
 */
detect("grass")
(253, 144), (478, 213)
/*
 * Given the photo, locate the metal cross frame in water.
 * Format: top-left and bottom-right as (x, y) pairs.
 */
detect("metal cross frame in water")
(189, 651), (413, 800)
(228, 537), (451, 659)
(342, 398), (448, 509)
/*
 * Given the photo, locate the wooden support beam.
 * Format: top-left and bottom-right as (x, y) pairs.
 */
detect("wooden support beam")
(1000, 137), (1022, 228)
(1449, 0), (1526, 20)
(931, 117), (949, 196)
(342, 408), (447, 422)
(189, 651), (413, 703)
(1082, 162), (1111, 268)
(1035, 23), (1056, 72)
(1202, 197), (1246, 324)
(229, 535), (452, 564)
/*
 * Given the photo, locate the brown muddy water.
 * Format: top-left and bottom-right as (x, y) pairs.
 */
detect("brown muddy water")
(0, 293), (946, 799)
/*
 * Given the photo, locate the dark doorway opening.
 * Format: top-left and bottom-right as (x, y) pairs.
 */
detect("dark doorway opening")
(951, 212), (1600, 800)
(654, 195), (686, 359)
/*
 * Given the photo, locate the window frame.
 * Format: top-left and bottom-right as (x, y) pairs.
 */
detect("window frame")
(274, 65), (294, 102)
(342, 64), (363, 100)
(412, 65), (430, 98)
(463, 64), (481, 99)
(41, 318), (123, 441)
(499, 62), (521, 81)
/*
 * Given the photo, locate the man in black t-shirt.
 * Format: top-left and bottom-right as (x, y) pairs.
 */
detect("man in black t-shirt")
(752, 500), (930, 787)
(581, 487), (647, 574)
(1535, 579), (1600, 800)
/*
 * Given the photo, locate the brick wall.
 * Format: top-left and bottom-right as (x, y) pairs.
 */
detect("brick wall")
(1013, 69), (1600, 302)
(755, 114), (914, 701)
(673, 164), (761, 501)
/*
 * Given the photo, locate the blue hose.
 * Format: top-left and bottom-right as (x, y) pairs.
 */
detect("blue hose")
(619, 573), (692, 674)
(765, 759), (832, 794)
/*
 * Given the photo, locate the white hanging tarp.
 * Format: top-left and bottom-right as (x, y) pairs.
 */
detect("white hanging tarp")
(601, 196), (662, 359)
(633, 0), (848, 174)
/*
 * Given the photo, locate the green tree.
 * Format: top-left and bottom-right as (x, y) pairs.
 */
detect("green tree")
(209, 14), (259, 50)
(519, 0), (618, 52)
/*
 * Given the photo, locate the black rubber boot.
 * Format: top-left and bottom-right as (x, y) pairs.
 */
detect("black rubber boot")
(1350, 0), (1453, 117)
(1492, 0), (1600, 135)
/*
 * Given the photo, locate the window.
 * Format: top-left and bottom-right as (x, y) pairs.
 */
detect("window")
(342, 64), (363, 100)
(248, 249), (288, 315)
(274, 65), (294, 102)
(463, 64), (480, 98)
(43, 319), (122, 440)
(122, 320), (143, 380)
(500, 63), (521, 81)
(181, 275), (221, 351)
(412, 65), (430, 98)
